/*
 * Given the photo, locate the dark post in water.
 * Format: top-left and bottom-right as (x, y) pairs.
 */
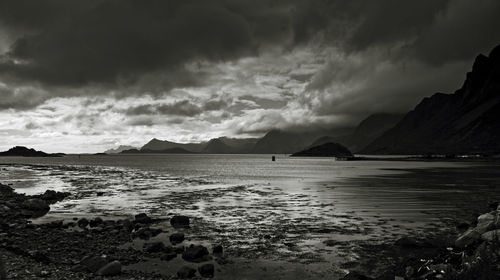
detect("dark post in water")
(272, 156), (276, 161)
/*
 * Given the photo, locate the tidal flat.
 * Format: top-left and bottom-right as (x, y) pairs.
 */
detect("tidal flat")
(0, 155), (499, 279)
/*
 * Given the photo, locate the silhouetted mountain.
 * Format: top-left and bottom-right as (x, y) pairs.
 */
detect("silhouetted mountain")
(216, 137), (259, 153)
(0, 146), (61, 157)
(121, 147), (194, 154)
(347, 113), (404, 152)
(141, 138), (204, 152)
(308, 136), (345, 148)
(202, 139), (233, 154)
(104, 145), (137, 154)
(252, 128), (353, 154)
(363, 44), (500, 155)
(291, 142), (353, 157)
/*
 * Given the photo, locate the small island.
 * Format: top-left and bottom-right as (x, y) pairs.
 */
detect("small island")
(0, 146), (64, 157)
(290, 142), (353, 158)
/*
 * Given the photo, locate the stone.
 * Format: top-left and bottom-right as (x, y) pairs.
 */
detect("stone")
(341, 271), (374, 280)
(182, 245), (209, 262)
(476, 212), (495, 234)
(170, 232), (185, 245)
(455, 228), (481, 248)
(22, 198), (49, 212)
(89, 217), (103, 227)
(170, 215), (190, 228)
(481, 229), (500, 242)
(177, 266), (196, 279)
(70, 264), (88, 272)
(133, 227), (152, 240)
(34, 268), (51, 278)
(38, 190), (69, 201)
(80, 256), (108, 272)
(213, 244), (223, 254)
(78, 218), (89, 228)
(198, 263), (215, 278)
(135, 213), (153, 224)
(160, 252), (177, 261)
(144, 241), (166, 253)
(97, 260), (122, 276)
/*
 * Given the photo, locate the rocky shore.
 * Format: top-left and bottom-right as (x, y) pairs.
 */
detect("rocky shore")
(0, 183), (224, 279)
(342, 203), (500, 280)
(1, 180), (500, 279)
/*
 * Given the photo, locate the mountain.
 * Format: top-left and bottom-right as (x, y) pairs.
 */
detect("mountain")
(141, 138), (204, 152)
(202, 139), (233, 154)
(121, 147), (194, 154)
(347, 113), (404, 152)
(216, 137), (259, 153)
(0, 146), (61, 157)
(291, 142), (353, 157)
(362, 44), (500, 155)
(104, 145), (137, 154)
(252, 128), (353, 154)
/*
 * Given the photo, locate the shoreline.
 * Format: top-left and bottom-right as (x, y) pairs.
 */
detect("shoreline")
(1, 161), (500, 279)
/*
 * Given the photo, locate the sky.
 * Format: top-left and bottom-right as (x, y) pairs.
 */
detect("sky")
(0, 0), (499, 153)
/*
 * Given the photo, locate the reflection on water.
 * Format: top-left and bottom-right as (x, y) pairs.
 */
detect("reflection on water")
(0, 155), (499, 278)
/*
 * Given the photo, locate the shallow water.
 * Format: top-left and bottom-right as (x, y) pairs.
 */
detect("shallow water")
(1, 154), (499, 278)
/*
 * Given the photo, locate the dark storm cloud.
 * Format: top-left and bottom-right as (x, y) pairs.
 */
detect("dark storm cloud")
(0, 0), (499, 119)
(125, 98), (231, 117)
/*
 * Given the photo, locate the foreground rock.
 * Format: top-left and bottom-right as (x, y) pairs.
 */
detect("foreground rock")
(170, 215), (190, 228)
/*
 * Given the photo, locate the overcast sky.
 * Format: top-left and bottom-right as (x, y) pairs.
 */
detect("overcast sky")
(0, 0), (499, 152)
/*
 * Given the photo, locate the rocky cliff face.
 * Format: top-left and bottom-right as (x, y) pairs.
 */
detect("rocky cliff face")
(362, 44), (500, 155)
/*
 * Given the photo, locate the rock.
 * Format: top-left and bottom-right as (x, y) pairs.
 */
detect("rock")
(476, 212), (496, 233)
(160, 252), (177, 261)
(150, 227), (162, 237)
(213, 244), (223, 254)
(80, 256), (108, 272)
(38, 190), (69, 201)
(97, 260), (122, 276)
(70, 264), (88, 272)
(198, 263), (215, 278)
(481, 229), (500, 242)
(182, 245), (210, 262)
(174, 246), (185, 254)
(22, 198), (49, 212)
(135, 213), (153, 224)
(170, 233), (185, 245)
(177, 266), (196, 279)
(31, 250), (50, 264)
(456, 221), (470, 231)
(34, 268), (51, 278)
(341, 271), (374, 280)
(170, 215), (190, 228)
(89, 217), (103, 227)
(144, 241), (166, 253)
(78, 218), (89, 228)
(455, 228), (481, 248)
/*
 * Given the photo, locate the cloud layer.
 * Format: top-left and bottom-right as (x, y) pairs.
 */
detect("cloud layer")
(0, 0), (499, 152)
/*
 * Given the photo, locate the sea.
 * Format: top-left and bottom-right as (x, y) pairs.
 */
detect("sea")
(1, 154), (499, 278)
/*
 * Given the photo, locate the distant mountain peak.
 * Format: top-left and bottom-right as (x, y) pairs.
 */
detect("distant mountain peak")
(362, 43), (500, 155)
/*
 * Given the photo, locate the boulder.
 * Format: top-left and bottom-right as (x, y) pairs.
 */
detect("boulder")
(213, 244), (223, 254)
(481, 229), (500, 242)
(144, 241), (166, 253)
(77, 218), (89, 228)
(182, 245), (210, 262)
(80, 256), (108, 272)
(170, 233), (185, 245)
(341, 271), (374, 280)
(160, 252), (177, 261)
(89, 217), (103, 227)
(455, 228), (481, 248)
(198, 263), (215, 278)
(476, 212), (496, 233)
(135, 213), (153, 224)
(38, 190), (69, 201)
(97, 260), (122, 276)
(177, 266), (196, 279)
(22, 199), (49, 212)
(170, 215), (190, 228)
